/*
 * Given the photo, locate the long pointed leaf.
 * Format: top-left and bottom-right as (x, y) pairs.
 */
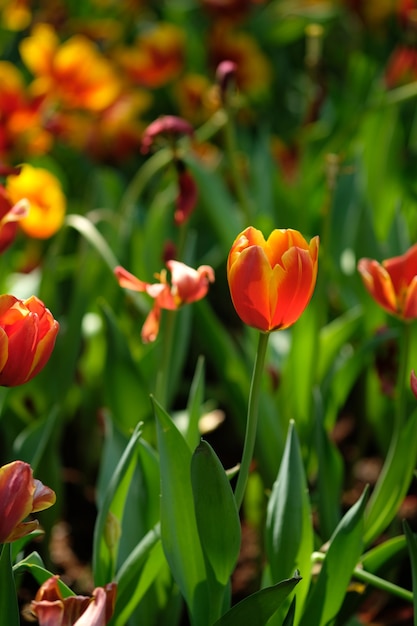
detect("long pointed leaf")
(403, 521), (417, 626)
(364, 409), (417, 545)
(265, 421), (313, 623)
(0, 544), (19, 626)
(152, 396), (209, 626)
(299, 486), (369, 626)
(191, 440), (241, 586)
(213, 574), (302, 626)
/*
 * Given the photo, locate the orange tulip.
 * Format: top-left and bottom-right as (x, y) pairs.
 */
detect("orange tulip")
(115, 260), (214, 342)
(0, 294), (59, 386)
(0, 460), (55, 543)
(6, 164), (66, 239)
(31, 576), (117, 626)
(357, 244), (417, 320)
(227, 226), (319, 332)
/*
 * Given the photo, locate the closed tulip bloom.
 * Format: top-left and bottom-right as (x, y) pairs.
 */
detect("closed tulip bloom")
(0, 294), (59, 386)
(357, 243), (417, 319)
(227, 226), (319, 332)
(0, 460), (56, 543)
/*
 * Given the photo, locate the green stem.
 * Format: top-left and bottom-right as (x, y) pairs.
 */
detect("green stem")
(234, 331), (269, 510)
(311, 552), (413, 603)
(154, 309), (177, 409)
(222, 105), (252, 224)
(395, 321), (412, 433)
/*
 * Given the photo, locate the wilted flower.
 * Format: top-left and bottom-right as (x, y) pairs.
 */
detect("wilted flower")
(115, 260), (215, 342)
(227, 226), (319, 332)
(0, 294), (59, 386)
(6, 164), (66, 238)
(215, 60), (237, 102)
(141, 115), (194, 154)
(0, 460), (55, 543)
(357, 244), (417, 320)
(31, 576), (117, 626)
(174, 161), (198, 225)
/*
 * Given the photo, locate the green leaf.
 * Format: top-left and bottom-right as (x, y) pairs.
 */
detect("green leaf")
(265, 421), (313, 621)
(317, 307), (362, 384)
(314, 392), (344, 539)
(191, 440), (241, 586)
(112, 525), (165, 626)
(213, 574), (302, 626)
(100, 302), (151, 433)
(12, 405), (60, 473)
(299, 486), (369, 626)
(364, 409), (417, 546)
(13, 551), (74, 597)
(0, 544), (19, 626)
(92, 422), (143, 586)
(361, 536), (407, 574)
(185, 356), (205, 450)
(153, 396), (209, 626)
(403, 521), (417, 626)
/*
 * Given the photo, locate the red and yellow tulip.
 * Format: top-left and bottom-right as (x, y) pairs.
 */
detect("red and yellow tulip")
(6, 164), (66, 239)
(0, 460), (55, 543)
(227, 226), (319, 332)
(357, 244), (417, 320)
(0, 294), (59, 386)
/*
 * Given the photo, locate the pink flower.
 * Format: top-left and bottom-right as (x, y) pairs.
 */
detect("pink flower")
(31, 576), (117, 626)
(114, 260), (215, 342)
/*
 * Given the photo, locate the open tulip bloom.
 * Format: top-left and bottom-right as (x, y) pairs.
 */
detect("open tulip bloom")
(114, 259), (215, 342)
(227, 226), (319, 332)
(358, 243), (417, 319)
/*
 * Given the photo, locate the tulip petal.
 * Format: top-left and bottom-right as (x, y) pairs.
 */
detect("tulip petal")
(32, 478), (57, 512)
(404, 275), (417, 319)
(357, 258), (398, 315)
(0, 461), (35, 543)
(228, 245), (272, 331)
(383, 242), (417, 292)
(270, 245), (317, 330)
(74, 588), (107, 626)
(168, 260), (214, 305)
(114, 266), (149, 292)
(30, 600), (65, 626)
(141, 304), (162, 343)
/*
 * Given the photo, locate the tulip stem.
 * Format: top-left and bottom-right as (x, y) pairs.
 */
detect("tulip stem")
(395, 321), (412, 432)
(234, 331), (269, 511)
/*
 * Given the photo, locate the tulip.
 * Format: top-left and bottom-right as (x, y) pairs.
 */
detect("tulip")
(31, 576), (117, 626)
(6, 164), (66, 239)
(0, 294), (59, 386)
(114, 259), (214, 342)
(0, 460), (55, 543)
(357, 243), (417, 320)
(227, 226), (319, 332)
